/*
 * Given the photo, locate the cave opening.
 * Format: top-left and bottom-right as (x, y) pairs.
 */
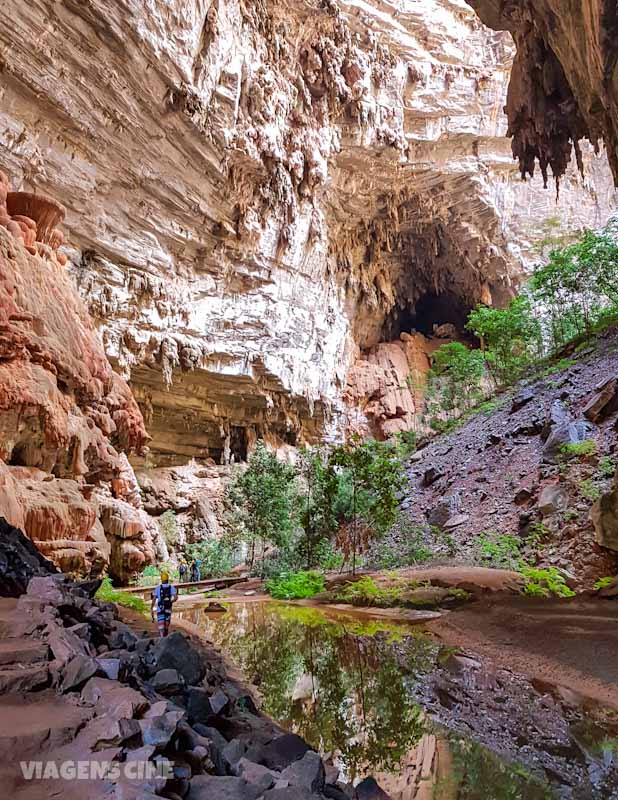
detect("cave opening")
(381, 289), (472, 341)
(229, 426), (248, 463)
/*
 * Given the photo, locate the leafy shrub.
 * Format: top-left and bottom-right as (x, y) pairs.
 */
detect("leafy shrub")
(423, 342), (486, 427)
(559, 439), (597, 460)
(394, 430), (417, 458)
(475, 532), (523, 570)
(529, 223), (618, 350)
(466, 296), (543, 387)
(599, 456), (617, 478)
(519, 567), (575, 598)
(313, 539), (344, 570)
(186, 538), (236, 578)
(138, 563), (178, 587)
(95, 577), (149, 614)
(579, 479), (601, 501)
(335, 576), (403, 607)
(265, 570), (326, 600)
(594, 576), (614, 590)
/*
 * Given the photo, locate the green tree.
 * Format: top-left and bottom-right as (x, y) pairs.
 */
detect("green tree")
(225, 441), (299, 575)
(329, 437), (404, 575)
(297, 448), (339, 568)
(529, 224), (618, 349)
(466, 295), (542, 387)
(423, 341), (485, 425)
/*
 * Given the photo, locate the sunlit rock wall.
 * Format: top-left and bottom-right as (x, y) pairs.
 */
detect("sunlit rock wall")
(0, 173), (160, 580)
(1, 0), (616, 464)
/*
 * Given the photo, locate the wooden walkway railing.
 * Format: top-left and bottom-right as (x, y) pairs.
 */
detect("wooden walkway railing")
(123, 576), (248, 595)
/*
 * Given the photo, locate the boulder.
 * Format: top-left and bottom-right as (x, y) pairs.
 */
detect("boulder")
(61, 654), (98, 692)
(426, 494), (461, 528)
(139, 710), (184, 749)
(0, 517), (57, 597)
(194, 724), (228, 774)
(510, 386), (536, 413)
(537, 484), (569, 517)
(152, 632), (206, 685)
(591, 479), (618, 551)
(262, 789), (316, 800)
(223, 738), (248, 772)
(236, 758), (279, 791)
(422, 466), (443, 487)
(583, 378), (618, 422)
(543, 419), (595, 463)
(541, 400), (570, 441)
(259, 734), (311, 771)
(443, 513), (469, 529)
(280, 751), (325, 792)
(79, 714), (142, 749)
(187, 775), (262, 800)
(96, 657), (121, 681)
(81, 677), (148, 719)
(210, 689), (230, 715)
(514, 487), (533, 505)
(152, 668), (186, 694)
(187, 686), (216, 723)
(356, 777), (391, 800)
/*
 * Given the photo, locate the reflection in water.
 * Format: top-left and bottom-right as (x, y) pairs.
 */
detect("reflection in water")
(182, 602), (555, 799)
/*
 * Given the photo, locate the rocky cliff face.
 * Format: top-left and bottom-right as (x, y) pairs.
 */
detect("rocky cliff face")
(464, 0), (618, 188)
(0, 172), (160, 579)
(1, 0), (616, 468)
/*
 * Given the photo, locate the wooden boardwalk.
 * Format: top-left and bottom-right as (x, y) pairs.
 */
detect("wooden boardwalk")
(123, 575), (248, 595)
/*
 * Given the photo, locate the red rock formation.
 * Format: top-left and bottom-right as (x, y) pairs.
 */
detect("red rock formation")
(6, 191), (66, 245)
(345, 332), (445, 439)
(0, 171), (155, 580)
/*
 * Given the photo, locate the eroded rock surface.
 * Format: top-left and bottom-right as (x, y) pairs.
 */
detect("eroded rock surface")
(0, 172), (157, 579)
(1, 0), (616, 463)
(465, 0), (618, 187)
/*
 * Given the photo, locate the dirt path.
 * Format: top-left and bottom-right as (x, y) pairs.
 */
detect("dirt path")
(427, 595), (618, 709)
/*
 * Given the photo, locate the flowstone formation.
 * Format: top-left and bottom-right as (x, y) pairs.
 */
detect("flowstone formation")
(2, 0), (616, 465)
(465, 0), (618, 188)
(0, 171), (160, 580)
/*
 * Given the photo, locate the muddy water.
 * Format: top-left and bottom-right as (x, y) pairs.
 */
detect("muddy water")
(181, 601), (618, 799)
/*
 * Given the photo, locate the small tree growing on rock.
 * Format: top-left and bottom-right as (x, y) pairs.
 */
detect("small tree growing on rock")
(423, 341), (485, 428)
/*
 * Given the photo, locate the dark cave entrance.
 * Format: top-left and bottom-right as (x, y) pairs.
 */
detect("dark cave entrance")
(229, 426), (248, 463)
(381, 290), (472, 340)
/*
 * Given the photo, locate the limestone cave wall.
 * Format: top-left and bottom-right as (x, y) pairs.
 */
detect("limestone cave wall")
(1, 0), (616, 469)
(464, 0), (618, 188)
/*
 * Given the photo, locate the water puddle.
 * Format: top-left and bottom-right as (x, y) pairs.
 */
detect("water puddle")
(181, 601), (618, 799)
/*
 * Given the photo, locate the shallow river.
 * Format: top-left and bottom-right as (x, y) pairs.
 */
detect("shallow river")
(180, 601), (618, 799)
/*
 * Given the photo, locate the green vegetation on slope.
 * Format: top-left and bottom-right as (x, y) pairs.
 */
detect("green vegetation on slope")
(95, 577), (149, 614)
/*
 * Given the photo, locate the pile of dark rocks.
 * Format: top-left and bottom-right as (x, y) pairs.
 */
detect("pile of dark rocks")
(1, 523), (385, 800)
(0, 515), (58, 596)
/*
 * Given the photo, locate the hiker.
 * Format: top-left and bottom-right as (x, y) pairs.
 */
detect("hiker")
(190, 560), (200, 582)
(178, 560), (188, 583)
(150, 571), (178, 637)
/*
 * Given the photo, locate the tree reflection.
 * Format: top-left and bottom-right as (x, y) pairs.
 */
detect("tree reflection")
(190, 603), (436, 778)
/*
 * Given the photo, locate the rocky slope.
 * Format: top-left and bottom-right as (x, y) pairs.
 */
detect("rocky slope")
(0, 172), (160, 579)
(1, 0), (616, 467)
(374, 329), (618, 585)
(0, 524), (378, 800)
